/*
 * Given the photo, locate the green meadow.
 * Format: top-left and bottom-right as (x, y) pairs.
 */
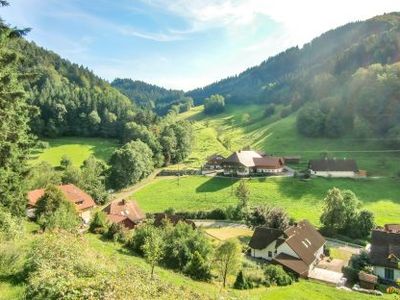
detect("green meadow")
(178, 105), (400, 177)
(29, 137), (118, 167)
(133, 176), (400, 226)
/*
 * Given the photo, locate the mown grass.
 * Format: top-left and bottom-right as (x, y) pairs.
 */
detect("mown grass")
(179, 105), (400, 176)
(133, 176), (400, 226)
(29, 137), (118, 167)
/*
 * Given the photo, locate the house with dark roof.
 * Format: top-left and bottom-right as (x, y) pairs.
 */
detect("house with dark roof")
(204, 154), (225, 170)
(102, 199), (145, 229)
(308, 158), (359, 178)
(369, 224), (400, 283)
(27, 184), (96, 224)
(249, 220), (325, 277)
(222, 150), (284, 176)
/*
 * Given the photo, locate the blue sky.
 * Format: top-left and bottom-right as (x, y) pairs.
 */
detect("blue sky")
(3, 0), (400, 90)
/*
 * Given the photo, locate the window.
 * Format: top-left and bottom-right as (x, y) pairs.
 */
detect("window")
(384, 268), (394, 281)
(268, 251), (272, 258)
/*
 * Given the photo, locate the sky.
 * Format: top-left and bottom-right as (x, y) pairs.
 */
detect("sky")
(3, 0), (400, 90)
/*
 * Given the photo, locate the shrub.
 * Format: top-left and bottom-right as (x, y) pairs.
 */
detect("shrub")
(350, 251), (371, 271)
(60, 155), (72, 168)
(105, 222), (127, 243)
(264, 265), (293, 286)
(0, 208), (23, 240)
(185, 251), (212, 281)
(324, 246), (331, 257)
(342, 266), (359, 284)
(89, 211), (109, 234)
(207, 208), (227, 220)
(264, 104), (276, 118)
(234, 270), (252, 289)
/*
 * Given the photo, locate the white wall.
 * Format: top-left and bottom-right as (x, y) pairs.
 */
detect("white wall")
(252, 241), (277, 260)
(374, 266), (400, 282)
(256, 168), (283, 173)
(80, 209), (92, 224)
(312, 171), (355, 178)
(276, 242), (300, 259)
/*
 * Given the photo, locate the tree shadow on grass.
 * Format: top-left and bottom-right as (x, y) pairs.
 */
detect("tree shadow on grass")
(196, 177), (237, 193)
(91, 142), (119, 162)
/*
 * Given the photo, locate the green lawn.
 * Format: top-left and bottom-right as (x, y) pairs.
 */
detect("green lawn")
(29, 137), (118, 167)
(179, 105), (400, 176)
(133, 176), (400, 226)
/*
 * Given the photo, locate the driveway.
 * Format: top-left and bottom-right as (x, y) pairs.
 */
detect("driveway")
(309, 267), (344, 285)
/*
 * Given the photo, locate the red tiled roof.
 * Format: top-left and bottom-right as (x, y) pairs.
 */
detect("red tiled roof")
(253, 157), (284, 169)
(27, 184), (96, 212)
(103, 200), (145, 228)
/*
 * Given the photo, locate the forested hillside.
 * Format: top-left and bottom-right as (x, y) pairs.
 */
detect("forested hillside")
(188, 12), (400, 145)
(112, 78), (193, 115)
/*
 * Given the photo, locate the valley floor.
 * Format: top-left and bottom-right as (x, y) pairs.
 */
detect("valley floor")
(133, 175), (400, 226)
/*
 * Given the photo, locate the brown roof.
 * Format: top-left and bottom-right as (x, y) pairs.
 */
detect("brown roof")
(154, 213), (196, 229)
(206, 154), (225, 164)
(253, 157), (284, 169)
(27, 184), (96, 212)
(273, 253), (309, 276)
(309, 159), (358, 172)
(249, 227), (283, 249)
(370, 226), (400, 269)
(284, 220), (326, 265)
(385, 224), (400, 233)
(359, 271), (378, 284)
(103, 200), (145, 228)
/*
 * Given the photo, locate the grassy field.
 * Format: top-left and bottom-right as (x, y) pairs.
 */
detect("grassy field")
(178, 105), (400, 176)
(133, 176), (400, 226)
(29, 137), (118, 167)
(205, 227), (254, 241)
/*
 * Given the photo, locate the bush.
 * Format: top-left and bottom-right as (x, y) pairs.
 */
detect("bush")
(342, 266), (359, 284)
(89, 211), (109, 234)
(184, 251), (212, 281)
(207, 208), (227, 220)
(105, 222), (127, 243)
(264, 104), (276, 118)
(324, 246), (331, 257)
(0, 208), (23, 240)
(234, 270), (252, 289)
(264, 265), (293, 286)
(350, 251), (371, 271)
(36, 140), (50, 149)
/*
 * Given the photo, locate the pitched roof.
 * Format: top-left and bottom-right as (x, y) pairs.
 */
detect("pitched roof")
(206, 154), (225, 163)
(103, 199), (145, 226)
(309, 159), (358, 172)
(249, 227), (283, 249)
(223, 150), (263, 167)
(28, 184), (96, 211)
(283, 220), (326, 265)
(273, 253), (309, 276)
(370, 226), (400, 269)
(253, 157), (284, 169)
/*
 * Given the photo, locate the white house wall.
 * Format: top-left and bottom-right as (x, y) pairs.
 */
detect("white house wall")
(312, 171), (355, 178)
(374, 266), (400, 281)
(252, 241), (277, 260)
(276, 242), (300, 259)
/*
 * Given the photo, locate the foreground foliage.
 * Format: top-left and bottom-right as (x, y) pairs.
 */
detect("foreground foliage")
(23, 232), (209, 300)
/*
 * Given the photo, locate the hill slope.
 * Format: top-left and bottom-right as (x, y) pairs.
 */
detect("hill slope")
(188, 12), (400, 104)
(111, 78), (193, 115)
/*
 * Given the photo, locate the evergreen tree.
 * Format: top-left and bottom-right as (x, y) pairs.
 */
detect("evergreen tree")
(0, 3), (33, 215)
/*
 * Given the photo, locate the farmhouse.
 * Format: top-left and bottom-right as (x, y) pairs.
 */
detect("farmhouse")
(204, 154), (225, 170)
(308, 158), (359, 178)
(222, 150), (284, 176)
(103, 199), (145, 229)
(249, 220), (325, 277)
(369, 224), (400, 283)
(27, 184), (96, 224)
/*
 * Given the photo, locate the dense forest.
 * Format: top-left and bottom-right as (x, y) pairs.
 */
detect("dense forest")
(187, 13), (400, 143)
(111, 78), (193, 115)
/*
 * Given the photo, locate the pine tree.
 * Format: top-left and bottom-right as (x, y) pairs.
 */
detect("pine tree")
(0, 3), (33, 215)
